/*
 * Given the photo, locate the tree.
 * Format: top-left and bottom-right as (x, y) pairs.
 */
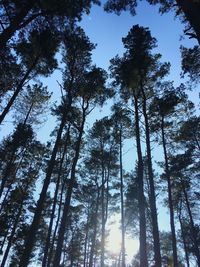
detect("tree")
(0, 0), (100, 49)
(52, 65), (112, 264)
(0, 28), (58, 125)
(12, 83), (51, 126)
(150, 85), (189, 267)
(181, 45), (200, 84)
(111, 103), (132, 267)
(110, 24), (167, 267)
(104, 0), (200, 44)
(18, 25), (96, 267)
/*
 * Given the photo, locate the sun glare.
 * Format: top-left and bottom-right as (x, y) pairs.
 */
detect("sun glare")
(107, 216), (139, 264)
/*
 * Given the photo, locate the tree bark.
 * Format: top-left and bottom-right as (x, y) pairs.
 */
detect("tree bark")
(46, 178), (66, 267)
(42, 126), (70, 267)
(52, 105), (86, 266)
(178, 210), (190, 267)
(134, 96), (148, 267)
(89, 189), (100, 267)
(1, 199), (24, 267)
(180, 176), (200, 266)
(141, 89), (162, 267)
(161, 116), (178, 267)
(19, 103), (70, 267)
(119, 128), (126, 267)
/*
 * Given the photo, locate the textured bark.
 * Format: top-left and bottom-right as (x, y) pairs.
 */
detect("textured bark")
(178, 212), (190, 267)
(134, 96), (148, 267)
(52, 105), (86, 266)
(181, 177), (200, 266)
(19, 104), (70, 267)
(119, 129), (126, 267)
(46, 179), (66, 267)
(141, 89), (162, 267)
(83, 210), (90, 267)
(42, 126), (70, 267)
(161, 117), (178, 267)
(1, 201), (23, 267)
(89, 189), (100, 267)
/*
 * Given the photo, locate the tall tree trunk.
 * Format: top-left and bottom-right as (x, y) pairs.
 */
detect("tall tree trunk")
(180, 177), (200, 266)
(101, 159), (106, 267)
(19, 103), (71, 267)
(178, 208), (190, 267)
(52, 105), (86, 267)
(89, 189), (100, 267)
(119, 128), (126, 267)
(83, 210), (90, 267)
(176, 0), (200, 44)
(42, 126), (70, 267)
(0, 57), (39, 125)
(161, 116), (178, 267)
(47, 178), (66, 267)
(141, 89), (162, 267)
(1, 199), (24, 267)
(134, 96), (148, 267)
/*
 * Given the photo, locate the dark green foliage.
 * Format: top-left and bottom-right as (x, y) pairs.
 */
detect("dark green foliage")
(181, 45), (200, 84)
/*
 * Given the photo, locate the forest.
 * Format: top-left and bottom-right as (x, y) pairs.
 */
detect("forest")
(0, 0), (200, 266)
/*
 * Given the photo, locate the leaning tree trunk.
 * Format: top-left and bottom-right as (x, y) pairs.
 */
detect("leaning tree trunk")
(180, 176), (200, 266)
(134, 95), (148, 267)
(42, 125), (70, 267)
(19, 100), (71, 267)
(47, 178), (66, 267)
(52, 105), (86, 267)
(161, 116), (178, 267)
(178, 206), (190, 267)
(141, 89), (162, 267)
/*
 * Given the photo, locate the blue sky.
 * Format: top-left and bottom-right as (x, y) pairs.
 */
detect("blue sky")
(0, 1), (199, 264)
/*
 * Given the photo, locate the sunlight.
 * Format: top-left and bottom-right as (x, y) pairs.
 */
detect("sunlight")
(107, 216), (139, 264)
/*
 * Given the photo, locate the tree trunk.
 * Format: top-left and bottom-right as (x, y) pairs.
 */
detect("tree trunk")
(134, 96), (148, 267)
(46, 178), (66, 267)
(19, 104), (70, 267)
(180, 177), (200, 266)
(178, 210), (190, 267)
(161, 116), (178, 267)
(83, 210), (90, 267)
(42, 126), (70, 267)
(89, 189), (100, 267)
(101, 156), (106, 267)
(1, 200), (23, 267)
(119, 128), (126, 267)
(141, 89), (162, 267)
(52, 106), (86, 266)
